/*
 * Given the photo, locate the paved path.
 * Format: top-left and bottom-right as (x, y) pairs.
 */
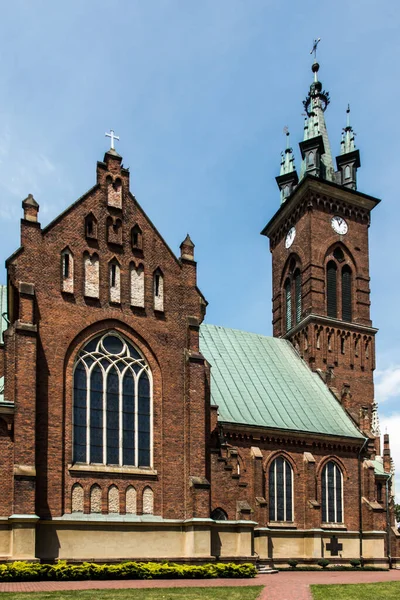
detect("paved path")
(0, 570), (399, 598)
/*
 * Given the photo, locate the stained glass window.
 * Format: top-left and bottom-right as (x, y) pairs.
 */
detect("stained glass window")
(73, 332), (152, 467)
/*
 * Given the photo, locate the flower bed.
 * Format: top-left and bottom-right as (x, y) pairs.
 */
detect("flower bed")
(0, 561), (257, 582)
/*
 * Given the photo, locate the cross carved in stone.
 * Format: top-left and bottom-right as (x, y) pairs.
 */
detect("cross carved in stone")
(326, 535), (343, 556)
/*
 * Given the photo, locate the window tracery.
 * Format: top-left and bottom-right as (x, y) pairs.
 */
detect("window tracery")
(73, 332), (152, 468)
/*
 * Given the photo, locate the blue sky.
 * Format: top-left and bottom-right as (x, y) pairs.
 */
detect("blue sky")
(0, 0), (399, 498)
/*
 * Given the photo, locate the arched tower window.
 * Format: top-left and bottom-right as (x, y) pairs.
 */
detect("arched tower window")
(284, 278), (292, 332)
(321, 461), (343, 523)
(211, 507), (228, 520)
(294, 269), (302, 324)
(73, 332), (152, 468)
(269, 456), (293, 522)
(326, 261), (337, 318)
(342, 265), (352, 322)
(109, 260), (121, 304)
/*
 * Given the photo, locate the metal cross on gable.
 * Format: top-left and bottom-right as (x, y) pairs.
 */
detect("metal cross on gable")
(325, 535), (343, 556)
(310, 37), (321, 60)
(105, 129), (120, 150)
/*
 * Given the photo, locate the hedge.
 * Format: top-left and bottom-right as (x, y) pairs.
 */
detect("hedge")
(0, 561), (257, 582)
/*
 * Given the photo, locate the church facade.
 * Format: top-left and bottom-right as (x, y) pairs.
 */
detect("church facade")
(0, 60), (398, 566)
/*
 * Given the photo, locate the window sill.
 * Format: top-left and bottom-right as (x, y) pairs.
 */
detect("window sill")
(267, 522), (297, 529)
(321, 523), (347, 530)
(68, 464), (157, 477)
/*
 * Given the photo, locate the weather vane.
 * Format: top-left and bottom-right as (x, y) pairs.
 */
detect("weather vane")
(310, 38), (321, 60)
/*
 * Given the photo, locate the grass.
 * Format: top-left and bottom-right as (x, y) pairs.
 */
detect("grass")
(312, 581), (400, 599)
(0, 587), (263, 600)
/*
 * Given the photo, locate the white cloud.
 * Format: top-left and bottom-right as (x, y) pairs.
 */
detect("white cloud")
(380, 414), (400, 505)
(375, 366), (400, 403)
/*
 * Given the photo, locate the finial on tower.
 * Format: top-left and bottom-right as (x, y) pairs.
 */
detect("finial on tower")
(336, 103), (360, 189)
(276, 127), (298, 203)
(310, 38), (321, 60)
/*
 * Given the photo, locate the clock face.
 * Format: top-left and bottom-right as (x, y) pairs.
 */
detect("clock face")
(285, 226), (296, 249)
(331, 216), (348, 235)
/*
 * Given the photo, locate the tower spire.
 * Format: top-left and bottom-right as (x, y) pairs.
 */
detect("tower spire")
(299, 41), (335, 182)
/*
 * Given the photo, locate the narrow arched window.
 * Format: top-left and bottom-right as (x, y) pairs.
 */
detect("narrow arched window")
(85, 213), (98, 239)
(344, 165), (351, 180)
(269, 457), (293, 522)
(342, 266), (352, 322)
(321, 461), (343, 523)
(61, 248), (74, 293)
(73, 332), (152, 468)
(284, 279), (292, 332)
(131, 224), (143, 250)
(326, 261), (337, 318)
(294, 269), (301, 324)
(307, 151), (314, 167)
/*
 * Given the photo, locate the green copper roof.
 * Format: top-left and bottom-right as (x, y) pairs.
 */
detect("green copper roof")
(0, 285), (7, 345)
(371, 459), (390, 477)
(199, 324), (363, 439)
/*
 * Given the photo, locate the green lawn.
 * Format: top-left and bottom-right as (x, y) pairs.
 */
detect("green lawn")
(0, 587), (263, 600)
(312, 582), (400, 599)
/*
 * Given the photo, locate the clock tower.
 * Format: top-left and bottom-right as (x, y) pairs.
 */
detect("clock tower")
(262, 58), (380, 436)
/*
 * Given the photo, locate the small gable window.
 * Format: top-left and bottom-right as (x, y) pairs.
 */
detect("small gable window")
(85, 213), (98, 240)
(109, 261), (121, 304)
(61, 248), (74, 293)
(131, 224), (143, 251)
(153, 269), (164, 312)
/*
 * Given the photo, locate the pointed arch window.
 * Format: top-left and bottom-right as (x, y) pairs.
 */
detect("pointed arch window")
(326, 261), (337, 318)
(73, 332), (152, 468)
(269, 456), (293, 522)
(342, 266), (352, 322)
(284, 278), (292, 332)
(321, 461), (343, 523)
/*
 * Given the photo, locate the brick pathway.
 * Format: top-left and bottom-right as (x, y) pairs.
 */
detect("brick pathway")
(0, 570), (399, 598)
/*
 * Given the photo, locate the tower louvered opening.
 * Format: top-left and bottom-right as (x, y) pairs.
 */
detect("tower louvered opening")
(294, 269), (301, 324)
(342, 265), (352, 322)
(326, 261), (337, 318)
(284, 279), (292, 332)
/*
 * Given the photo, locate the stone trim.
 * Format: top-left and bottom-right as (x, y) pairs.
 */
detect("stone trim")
(68, 464), (157, 477)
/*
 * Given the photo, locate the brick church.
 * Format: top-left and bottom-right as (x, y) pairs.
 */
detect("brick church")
(0, 57), (398, 566)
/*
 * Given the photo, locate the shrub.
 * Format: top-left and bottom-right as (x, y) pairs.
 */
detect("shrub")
(317, 559), (330, 569)
(350, 559), (361, 568)
(287, 559), (298, 569)
(0, 561), (257, 582)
